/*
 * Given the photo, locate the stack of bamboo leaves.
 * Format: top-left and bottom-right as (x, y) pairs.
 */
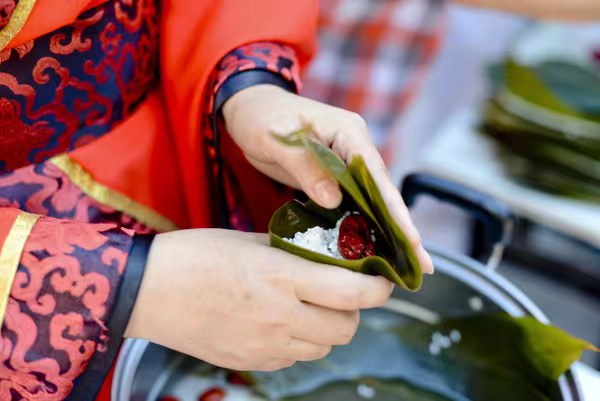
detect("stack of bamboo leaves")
(480, 58), (600, 202)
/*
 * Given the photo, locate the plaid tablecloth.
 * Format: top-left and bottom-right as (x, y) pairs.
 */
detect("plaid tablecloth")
(303, 0), (446, 161)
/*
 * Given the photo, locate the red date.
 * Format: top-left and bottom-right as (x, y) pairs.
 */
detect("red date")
(158, 396), (180, 401)
(338, 214), (376, 259)
(199, 387), (226, 401)
(226, 371), (251, 386)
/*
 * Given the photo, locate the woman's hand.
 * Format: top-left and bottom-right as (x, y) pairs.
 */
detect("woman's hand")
(455, 0), (600, 21)
(125, 229), (393, 371)
(222, 85), (434, 274)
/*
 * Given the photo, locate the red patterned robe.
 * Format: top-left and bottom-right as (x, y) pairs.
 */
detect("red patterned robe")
(0, 0), (317, 399)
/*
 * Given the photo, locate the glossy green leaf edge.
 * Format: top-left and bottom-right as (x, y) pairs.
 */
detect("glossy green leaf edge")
(501, 59), (600, 125)
(270, 131), (422, 290)
(513, 316), (600, 381)
(503, 59), (582, 119)
(348, 156), (421, 290)
(418, 315), (600, 383)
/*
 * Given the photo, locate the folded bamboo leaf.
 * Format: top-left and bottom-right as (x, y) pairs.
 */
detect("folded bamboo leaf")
(272, 130), (377, 223)
(348, 157), (421, 290)
(269, 132), (422, 290)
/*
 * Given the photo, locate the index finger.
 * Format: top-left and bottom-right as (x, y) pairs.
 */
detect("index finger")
(292, 261), (394, 310)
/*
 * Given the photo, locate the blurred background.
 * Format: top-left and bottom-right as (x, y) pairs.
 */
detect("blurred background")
(302, 1), (600, 369)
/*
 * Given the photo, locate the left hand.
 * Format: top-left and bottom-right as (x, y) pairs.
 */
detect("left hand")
(222, 84), (434, 274)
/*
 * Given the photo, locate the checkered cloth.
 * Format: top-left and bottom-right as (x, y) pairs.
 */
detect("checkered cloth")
(302, 0), (446, 161)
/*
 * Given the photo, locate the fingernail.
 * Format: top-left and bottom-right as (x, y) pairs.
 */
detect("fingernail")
(418, 245), (434, 275)
(315, 180), (341, 208)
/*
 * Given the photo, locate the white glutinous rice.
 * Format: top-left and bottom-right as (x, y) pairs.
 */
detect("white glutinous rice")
(356, 383), (376, 399)
(283, 212), (353, 258)
(450, 329), (462, 343)
(468, 296), (484, 312)
(429, 329), (461, 355)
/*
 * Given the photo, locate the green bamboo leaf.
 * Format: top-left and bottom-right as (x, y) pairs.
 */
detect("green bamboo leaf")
(348, 156), (422, 290)
(303, 137), (378, 225)
(503, 59), (581, 118)
(249, 313), (598, 401)
(515, 317), (600, 381)
(268, 131), (422, 290)
(536, 61), (600, 118)
(269, 199), (410, 287)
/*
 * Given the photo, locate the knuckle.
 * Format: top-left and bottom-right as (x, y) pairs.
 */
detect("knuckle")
(281, 359), (296, 369)
(259, 308), (288, 330)
(338, 315), (360, 345)
(260, 263), (290, 284)
(262, 364), (280, 372)
(337, 331), (354, 345)
(255, 364), (278, 372)
(257, 359), (294, 372)
(226, 355), (252, 371)
(317, 345), (332, 359)
(348, 112), (367, 129)
(375, 290), (391, 307)
(244, 338), (266, 356)
(305, 345), (331, 360)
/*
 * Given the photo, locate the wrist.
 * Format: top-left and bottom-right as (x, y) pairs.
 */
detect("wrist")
(222, 84), (287, 130)
(124, 233), (167, 339)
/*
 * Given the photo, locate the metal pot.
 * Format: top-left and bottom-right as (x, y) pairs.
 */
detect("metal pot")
(112, 174), (582, 401)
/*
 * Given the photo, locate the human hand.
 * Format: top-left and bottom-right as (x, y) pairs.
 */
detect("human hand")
(454, 0), (600, 21)
(222, 85), (433, 274)
(124, 229), (393, 371)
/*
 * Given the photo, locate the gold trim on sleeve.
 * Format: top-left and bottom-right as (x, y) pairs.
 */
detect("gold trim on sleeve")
(0, 212), (39, 327)
(0, 0), (38, 52)
(50, 154), (178, 233)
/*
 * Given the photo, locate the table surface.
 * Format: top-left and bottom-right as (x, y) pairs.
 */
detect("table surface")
(573, 363), (600, 400)
(419, 110), (600, 248)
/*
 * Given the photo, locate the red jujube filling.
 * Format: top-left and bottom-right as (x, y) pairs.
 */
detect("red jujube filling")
(338, 214), (376, 260)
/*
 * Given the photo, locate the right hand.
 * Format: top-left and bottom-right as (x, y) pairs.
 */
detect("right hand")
(124, 229), (393, 371)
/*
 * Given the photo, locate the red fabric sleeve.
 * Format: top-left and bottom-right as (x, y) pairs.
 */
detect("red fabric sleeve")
(160, 0), (318, 227)
(212, 41), (302, 97)
(0, 208), (21, 249)
(0, 211), (134, 400)
(0, 152), (158, 400)
(206, 41), (304, 231)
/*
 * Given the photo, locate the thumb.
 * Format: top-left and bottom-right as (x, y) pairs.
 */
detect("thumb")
(274, 145), (342, 209)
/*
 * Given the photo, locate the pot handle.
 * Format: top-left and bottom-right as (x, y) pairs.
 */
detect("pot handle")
(401, 173), (514, 271)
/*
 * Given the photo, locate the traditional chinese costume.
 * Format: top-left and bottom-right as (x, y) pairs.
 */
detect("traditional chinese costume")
(0, 0), (317, 399)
